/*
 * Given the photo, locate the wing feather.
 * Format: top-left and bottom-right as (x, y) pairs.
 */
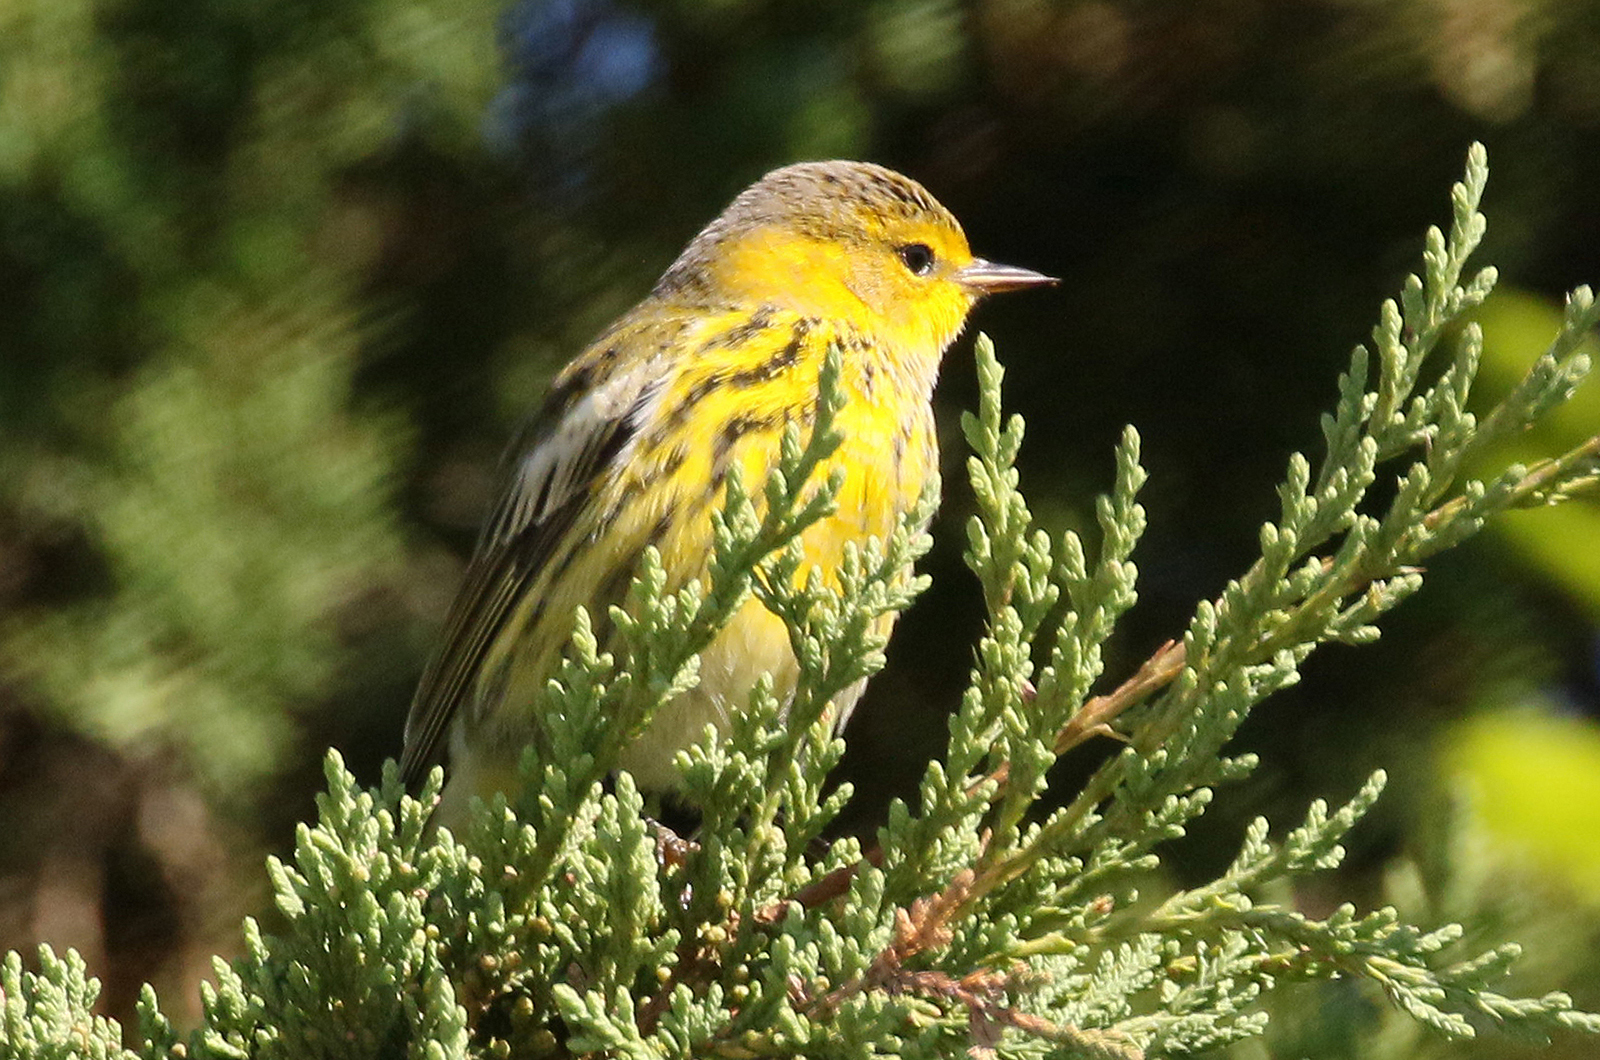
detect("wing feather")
(399, 357), (664, 788)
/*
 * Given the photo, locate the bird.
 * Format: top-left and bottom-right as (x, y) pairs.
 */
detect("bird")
(400, 160), (1055, 820)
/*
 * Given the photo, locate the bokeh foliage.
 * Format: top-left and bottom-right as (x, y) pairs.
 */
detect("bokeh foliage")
(1, 0), (1598, 1050)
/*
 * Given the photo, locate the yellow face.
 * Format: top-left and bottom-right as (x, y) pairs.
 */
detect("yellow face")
(712, 208), (980, 356)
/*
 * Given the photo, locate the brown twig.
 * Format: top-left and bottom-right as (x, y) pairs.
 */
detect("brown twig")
(753, 845), (884, 926)
(1053, 639), (1188, 756)
(796, 867), (1143, 1059)
(802, 869), (977, 1017)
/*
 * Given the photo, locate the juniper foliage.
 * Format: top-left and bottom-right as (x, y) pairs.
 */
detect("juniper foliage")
(5, 145), (1600, 1059)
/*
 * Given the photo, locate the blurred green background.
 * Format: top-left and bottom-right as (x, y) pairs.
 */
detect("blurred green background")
(2, 0), (1598, 1052)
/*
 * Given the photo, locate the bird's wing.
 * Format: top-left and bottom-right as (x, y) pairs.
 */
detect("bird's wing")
(399, 351), (666, 789)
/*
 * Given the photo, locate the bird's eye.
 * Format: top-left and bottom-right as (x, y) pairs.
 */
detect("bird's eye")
(898, 243), (935, 276)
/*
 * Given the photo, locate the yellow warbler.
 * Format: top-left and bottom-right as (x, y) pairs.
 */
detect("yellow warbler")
(401, 161), (1053, 817)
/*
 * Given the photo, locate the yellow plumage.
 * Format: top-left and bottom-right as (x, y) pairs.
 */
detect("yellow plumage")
(401, 161), (1053, 815)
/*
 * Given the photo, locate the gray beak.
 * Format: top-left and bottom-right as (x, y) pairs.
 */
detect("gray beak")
(956, 258), (1059, 294)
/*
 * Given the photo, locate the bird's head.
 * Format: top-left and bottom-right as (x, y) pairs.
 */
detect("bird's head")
(660, 161), (1055, 357)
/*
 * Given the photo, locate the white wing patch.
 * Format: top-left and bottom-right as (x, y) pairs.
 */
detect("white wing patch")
(489, 367), (668, 548)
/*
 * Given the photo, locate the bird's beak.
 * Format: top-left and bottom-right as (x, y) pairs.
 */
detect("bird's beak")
(956, 258), (1059, 295)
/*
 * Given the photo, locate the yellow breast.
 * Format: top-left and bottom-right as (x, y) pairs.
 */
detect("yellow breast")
(485, 306), (941, 791)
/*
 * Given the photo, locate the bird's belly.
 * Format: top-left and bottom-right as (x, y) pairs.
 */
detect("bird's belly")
(616, 596), (798, 790)
(616, 416), (931, 789)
